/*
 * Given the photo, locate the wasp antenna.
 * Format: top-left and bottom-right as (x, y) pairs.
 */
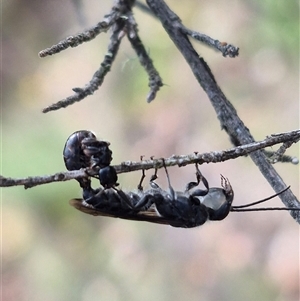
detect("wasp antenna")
(231, 186), (292, 210)
(231, 207), (300, 212)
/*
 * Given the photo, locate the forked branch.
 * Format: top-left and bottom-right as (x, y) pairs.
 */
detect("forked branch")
(1, 130), (299, 189)
(145, 0), (299, 220)
(40, 0), (238, 112)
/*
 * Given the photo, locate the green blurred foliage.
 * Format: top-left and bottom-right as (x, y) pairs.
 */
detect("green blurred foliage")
(252, 0), (299, 60)
(2, 1), (299, 301)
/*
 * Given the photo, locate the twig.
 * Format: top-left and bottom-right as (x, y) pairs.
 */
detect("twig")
(145, 0), (300, 222)
(116, 130), (300, 173)
(38, 5), (122, 57)
(267, 141), (299, 164)
(263, 150), (299, 164)
(1, 130), (299, 189)
(136, 1), (239, 58)
(42, 19), (126, 113)
(182, 27), (239, 58)
(41, 0), (164, 112)
(41, 0), (239, 112)
(0, 170), (87, 189)
(126, 12), (163, 102)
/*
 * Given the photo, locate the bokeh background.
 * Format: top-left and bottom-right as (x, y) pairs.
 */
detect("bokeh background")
(2, 1), (299, 300)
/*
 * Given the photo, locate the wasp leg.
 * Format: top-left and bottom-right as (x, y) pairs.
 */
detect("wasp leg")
(149, 166), (160, 189)
(186, 164), (209, 197)
(160, 159), (176, 201)
(83, 186), (106, 207)
(137, 156), (146, 191)
(132, 193), (156, 211)
(137, 169), (146, 191)
(114, 188), (137, 210)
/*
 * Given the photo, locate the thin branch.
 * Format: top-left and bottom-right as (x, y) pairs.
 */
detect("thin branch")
(0, 170), (87, 189)
(38, 5), (122, 57)
(136, 1), (239, 58)
(267, 141), (299, 164)
(260, 150), (298, 164)
(1, 130), (299, 189)
(126, 12), (163, 102)
(41, 0), (239, 112)
(42, 19), (126, 113)
(182, 26), (239, 58)
(41, 0), (163, 112)
(145, 0), (300, 221)
(115, 130), (300, 173)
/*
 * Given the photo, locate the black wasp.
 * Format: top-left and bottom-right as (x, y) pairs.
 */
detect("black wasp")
(63, 130), (118, 189)
(69, 159), (299, 228)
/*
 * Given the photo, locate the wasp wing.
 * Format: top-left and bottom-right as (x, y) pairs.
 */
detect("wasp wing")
(69, 198), (183, 226)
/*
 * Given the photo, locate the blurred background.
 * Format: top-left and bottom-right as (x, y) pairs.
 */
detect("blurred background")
(2, 0), (299, 300)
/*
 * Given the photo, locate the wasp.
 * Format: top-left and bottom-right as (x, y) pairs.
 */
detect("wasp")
(69, 162), (299, 228)
(63, 130), (116, 189)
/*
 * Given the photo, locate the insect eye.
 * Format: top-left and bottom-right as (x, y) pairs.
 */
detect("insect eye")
(201, 188), (228, 211)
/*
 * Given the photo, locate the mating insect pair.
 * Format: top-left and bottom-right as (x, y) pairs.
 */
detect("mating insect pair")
(64, 131), (299, 228)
